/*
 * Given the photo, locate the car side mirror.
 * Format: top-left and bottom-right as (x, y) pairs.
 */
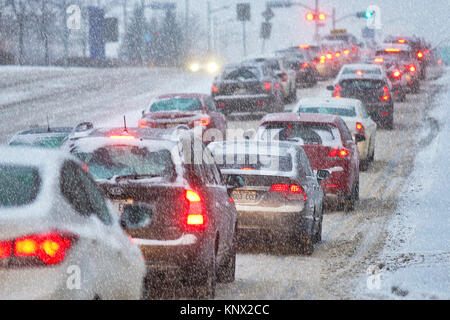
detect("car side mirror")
(326, 85), (335, 91)
(120, 204), (152, 230)
(355, 134), (366, 143)
(316, 169), (330, 182)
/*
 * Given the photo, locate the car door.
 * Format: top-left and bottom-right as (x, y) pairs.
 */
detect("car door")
(202, 146), (236, 263)
(298, 148), (322, 217)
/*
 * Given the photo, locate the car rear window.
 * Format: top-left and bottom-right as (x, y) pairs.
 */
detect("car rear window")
(0, 165), (41, 207)
(340, 79), (385, 91)
(375, 50), (411, 61)
(9, 135), (67, 149)
(223, 67), (260, 80)
(299, 106), (357, 117)
(73, 146), (174, 180)
(214, 153), (293, 172)
(342, 68), (381, 75)
(149, 98), (202, 112)
(258, 123), (342, 147)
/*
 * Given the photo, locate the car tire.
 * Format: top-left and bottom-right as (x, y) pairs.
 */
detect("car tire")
(299, 235), (314, 255)
(192, 247), (216, 300)
(313, 213), (323, 244)
(359, 160), (369, 172)
(216, 233), (236, 284)
(343, 179), (358, 212)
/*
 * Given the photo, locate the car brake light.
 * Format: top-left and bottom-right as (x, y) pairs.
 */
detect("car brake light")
(301, 62), (309, 69)
(326, 53), (333, 60)
(320, 56), (326, 64)
(374, 57), (384, 63)
(0, 241), (12, 259)
(335, 51), (341, 57)
(8, 232), (74, 265)
(299, 45), (310, 49)
(333, 84), (341, 98)
(356, 122), (365, 134)
(393, 70), (401, 78)
(197, 117), (210, 126)
(109, 135), (135, 140)
(270, 184), (306, 201)
(343, 49), (350, 55)
(355, 70), (363, 75)
(385, 48), (400, 52)
(138, 119), (154, 128)
(264, 82), (272, 90)
(409, 65), (416, 72)
(417, 51), (423, 59)
(397, 39), (406, 44)
(329, 148), (349, 158)
(281, 72), (288, 82)
(381, 86), (390, 101)
(185, 190), (205, 228)
(212, 85), (219, 93)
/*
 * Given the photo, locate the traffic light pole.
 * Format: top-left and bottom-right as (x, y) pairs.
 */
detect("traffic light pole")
(314, 0), (319, 42)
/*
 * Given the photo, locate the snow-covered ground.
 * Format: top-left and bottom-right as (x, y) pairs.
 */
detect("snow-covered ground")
(356, 69), (450, 299)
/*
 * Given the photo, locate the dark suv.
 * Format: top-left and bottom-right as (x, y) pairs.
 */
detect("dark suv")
(211, 62), (284, 115)
(65, 127), (239, 299)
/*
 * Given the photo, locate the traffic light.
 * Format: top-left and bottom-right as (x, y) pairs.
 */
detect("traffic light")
(305, 13), (326, 21)
(356, 11), (374, 19)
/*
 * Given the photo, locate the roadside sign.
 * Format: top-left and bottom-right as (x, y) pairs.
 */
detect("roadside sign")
(260, 22), (272, 39)
(262, 7), (275, 21)
(237, 3), (251, 21)
(331, 29), (347, 34)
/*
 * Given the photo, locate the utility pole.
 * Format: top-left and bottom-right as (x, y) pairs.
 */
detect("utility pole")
(185, 0), (189, 29)
(123, 0), (128, 32)
(242, 20), (247, 57)
(332, 7), (336, 30)
(207, 1), (211, 52)
(314, 0), (319, 41)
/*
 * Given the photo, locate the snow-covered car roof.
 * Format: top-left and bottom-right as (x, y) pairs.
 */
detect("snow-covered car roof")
(0, 146), (72, 168)
(294, 97), (361, 110)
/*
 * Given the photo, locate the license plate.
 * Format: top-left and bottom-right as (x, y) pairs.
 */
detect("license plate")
(232, 190), (257, 202)
(236, 88), (247, 94)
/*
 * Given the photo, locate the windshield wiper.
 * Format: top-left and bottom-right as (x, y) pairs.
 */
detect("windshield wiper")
(114, 174), (160, 182)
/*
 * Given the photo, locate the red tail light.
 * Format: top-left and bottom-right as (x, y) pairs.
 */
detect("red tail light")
(270, 184), (307, 201)
(326, 53), (333, 60)
(320, 56), (326, 64)
(393, 70), (401, 78)
(356, 122), (365, 135)
(109, 135), (135, 140)
(409, 65), (416, 72)
(333, 84), (341, 98)
(280, 72), (288, 82)
(343, 49), (350, 55)
(301, 62), (310, 69)
(264, 82), (272, 90)
(381, 86), (390, 101)
(185, 190), (205, 228)
(374, 57), (384, 63)
(329, 148), (349, 158)
(385, 48), (400, 53)
(417, 51), (423, 59)
(1, 232), (75, 265)
(0, 241), (12, 259)
(138, 119), (155, 128)
(197, 117), (210, 127)
(218, 103), (226, 107)
(212, 85), (219, 93)
(335, 51), (341, 57)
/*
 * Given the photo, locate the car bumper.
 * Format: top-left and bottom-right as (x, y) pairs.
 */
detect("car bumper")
(134, 234), (209, 282)
(320, 169), (351, 196)
(364, 102), (393, 121)
(234, 203), (313, 236)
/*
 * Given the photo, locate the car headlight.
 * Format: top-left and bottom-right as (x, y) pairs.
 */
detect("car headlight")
(207, 62), (219, 73)
(189, 63), (200, 72)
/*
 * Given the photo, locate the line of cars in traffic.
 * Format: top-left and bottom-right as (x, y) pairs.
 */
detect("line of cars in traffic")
(1, 33), (444, 300)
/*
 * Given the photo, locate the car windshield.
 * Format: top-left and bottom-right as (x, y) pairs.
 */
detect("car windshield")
(149, 98), (202, 112)
(223, 66), (260, 80)
(258, 123), (342, 147)
(72, 146), (174, 180)
(299, 106), (357, 118)
(0, 165), (40, 207)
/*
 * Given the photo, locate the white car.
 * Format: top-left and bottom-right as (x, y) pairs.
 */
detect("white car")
(293, 97), (377, 170)
(0, 147), (145, 300)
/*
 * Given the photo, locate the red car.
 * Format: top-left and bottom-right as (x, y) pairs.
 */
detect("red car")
(138, 93), (227, 143)
(256, 112), (362, 211)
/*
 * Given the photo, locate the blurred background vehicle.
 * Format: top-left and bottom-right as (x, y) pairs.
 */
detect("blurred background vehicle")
(211, 62), (284, 115)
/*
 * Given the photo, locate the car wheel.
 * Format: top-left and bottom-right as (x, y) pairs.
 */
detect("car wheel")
(216, 233), (236, 283)
(359, 160), (369, 172)
(299, 235), (314, 255)
(192, 247), (216, 300)
(343, 180), (358, 212)
(313, 213), (323, 244)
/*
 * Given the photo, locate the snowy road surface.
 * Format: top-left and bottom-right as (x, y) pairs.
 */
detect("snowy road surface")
(0, 66), (447, 299)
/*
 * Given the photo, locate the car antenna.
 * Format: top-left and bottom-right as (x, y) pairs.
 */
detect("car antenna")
(46, 115), (50, 132)
(123, 115), (128, 133)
